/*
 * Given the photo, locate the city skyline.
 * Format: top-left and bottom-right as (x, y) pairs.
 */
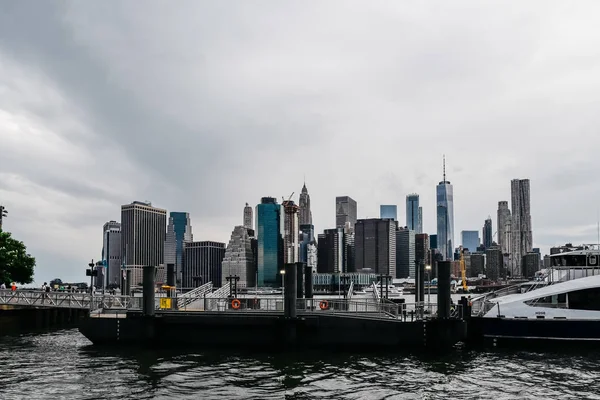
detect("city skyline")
(2, 2), (600, 283)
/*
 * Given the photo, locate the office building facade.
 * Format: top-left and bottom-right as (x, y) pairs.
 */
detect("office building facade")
(336, 196), (357, 232)
(354, 219), (396, 277)
(164, 212), (193, 287)
(102, 221), (122, 288)
(221, 226), (256, 288)
(396, 227), (416, 279)
(121, 201), (167, 286)
(511, 179), (533, 277)
(183, 241), (226, 288)
(406, 194), (422, 233)
(482, 217), (493, 249)
(380, 205), (398, 220)
(243, 203), (253, 230)
(461, 230), (479, 254)
(256, 197), (283, 286)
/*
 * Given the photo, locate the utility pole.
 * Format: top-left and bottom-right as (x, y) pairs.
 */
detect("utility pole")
(0, 205), (7, 230)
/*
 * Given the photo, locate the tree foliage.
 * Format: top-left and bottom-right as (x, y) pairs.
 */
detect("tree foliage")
(0, 229), (36, 285)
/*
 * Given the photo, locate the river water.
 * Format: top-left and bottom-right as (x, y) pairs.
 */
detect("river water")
(2, 330), (600, 399)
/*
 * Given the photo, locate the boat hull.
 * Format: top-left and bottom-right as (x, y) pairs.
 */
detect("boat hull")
(469, 316), (600, 348)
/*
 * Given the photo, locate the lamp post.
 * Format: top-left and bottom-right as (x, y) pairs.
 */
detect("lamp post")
(0, 205), (7, 231)
(425, 265), (432, 309)
(280, 269), (286, 308)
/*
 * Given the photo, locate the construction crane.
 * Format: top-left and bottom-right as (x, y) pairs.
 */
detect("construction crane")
(459, 246), (468, 292)
(282, 192), (294, 205)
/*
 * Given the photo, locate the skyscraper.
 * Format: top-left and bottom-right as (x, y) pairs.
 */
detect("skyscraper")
(298, 182), (312, 226)
(221, 226), (255, 288)
(256, 197), (283, 286)
(354, 218), (396, 277)
(415, 233), (430, 276)
(183, 241), (225, 288)
(461, 230), (479, 254)
(243, 203), (253, 230)
(121, 201), (167, 286)
(102, 221), (122, 288)
(482, 217), (493, 249)
(164, 212), (193, 286)
(336, 196), (357, 232)
(380, 205), (398, 220)
(299, 224), (315, 264)
(282, 200), (299, 263)
(436, 158), (455, 260)
(406, 194), (420, 232)
(511, 179), (533, 277)
(497, 201), (511, 256)
(396, 227), (416, 279)
(417, 207), (423, 234)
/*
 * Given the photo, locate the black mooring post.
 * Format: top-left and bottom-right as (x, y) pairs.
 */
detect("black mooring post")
(418, 261), (425, 304)
(437, 261), (451, 319)
(284, 263), (297, 318)
(296, 262), (304, 299)
(304, 265), (313, 299)
(415, 261), (421, 304)
(143, 265), (156, 317)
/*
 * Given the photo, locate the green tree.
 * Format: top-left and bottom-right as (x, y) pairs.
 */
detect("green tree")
(0, 229), (36, 284)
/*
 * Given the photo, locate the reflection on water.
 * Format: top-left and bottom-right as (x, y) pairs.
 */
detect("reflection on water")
(1, 329), (600, 399)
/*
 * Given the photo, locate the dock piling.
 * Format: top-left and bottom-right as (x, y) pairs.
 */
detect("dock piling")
(437, 261), (451, 319)
(284, 263), (297, 319)
(143, 265), (156, 317)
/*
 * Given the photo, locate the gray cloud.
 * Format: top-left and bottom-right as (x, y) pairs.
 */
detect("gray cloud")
(2, 1), (600, 282)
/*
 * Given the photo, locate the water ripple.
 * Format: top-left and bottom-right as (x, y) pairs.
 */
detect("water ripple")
(2, 330), (600, 399)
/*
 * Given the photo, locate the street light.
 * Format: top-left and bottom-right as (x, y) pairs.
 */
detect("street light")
(280, 269), (286, 307)
(0, 205), (7, 231)
(425, 265), (432, 308)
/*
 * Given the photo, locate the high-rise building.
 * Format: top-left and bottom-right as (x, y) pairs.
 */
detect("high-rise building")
(461, 230), (479, 254)
(485, 246), (503, 281)
(336, 196), (357, 232)
(497, 201), (511, 256)
(256, 197), (283, 286)
(243, 203), (253, 230)
(102, 221), (122, 288)
(282, 200), (299, 264)
(406, 194), (421, 232)
(121, 201), (167, 286)
(396, 227), (416, 279)
(317, 228), (343, 274)
(299, 182), (312, 226)
(436, 158), (455, 260)
(415, 233), (430, 274)
(470, 253), (485, 277)
(417, 207), (423, 234)
(380, 205), (398, 220)
(183, 241), (225, 288)
(483, 217), (493, 249)
(522, 251), (540, 279)
(511, 179), (533, 277)
(430, 234), (438, 250)
(164, 212), (193, 287)
(299, 224), (315, 264)
(354, 219), (396, 277)
(221, 226), (256, 288)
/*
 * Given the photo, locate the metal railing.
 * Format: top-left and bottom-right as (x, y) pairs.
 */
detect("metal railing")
(347, 281), (354, 301)
(0, 289), (93, 309)
(177, 282), (213, 309)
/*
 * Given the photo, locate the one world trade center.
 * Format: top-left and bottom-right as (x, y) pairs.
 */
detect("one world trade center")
(436, 157), (455, 260)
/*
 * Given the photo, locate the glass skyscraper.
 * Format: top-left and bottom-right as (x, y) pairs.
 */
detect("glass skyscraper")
(256, 197), (283, 286)
(406, 194), (423, 233)
(461, 230), (479, 254)
(165, 212), (193, 286)
(436, 160), (455, 260)
(380, 205), (397, 220)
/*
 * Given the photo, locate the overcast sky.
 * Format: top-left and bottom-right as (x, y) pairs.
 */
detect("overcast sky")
(2, 1), (600, 284)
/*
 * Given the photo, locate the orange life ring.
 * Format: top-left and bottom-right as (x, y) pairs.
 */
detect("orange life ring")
(319, 300), (329, 310)
(231, 299), (241, 309)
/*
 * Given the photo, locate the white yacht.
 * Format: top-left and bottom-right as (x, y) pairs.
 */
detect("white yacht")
(473, 247), (600, 346)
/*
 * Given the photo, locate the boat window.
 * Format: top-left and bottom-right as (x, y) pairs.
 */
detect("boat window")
(551, 254), (599, 267)
(525, 293), (567, 307)
(568, 288), (600, 311)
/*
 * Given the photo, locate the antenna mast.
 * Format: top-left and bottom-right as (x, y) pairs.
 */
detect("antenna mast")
(443, 154), (446, 182)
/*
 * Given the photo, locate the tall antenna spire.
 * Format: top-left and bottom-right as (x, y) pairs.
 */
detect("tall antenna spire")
(443, 154), (446, 181)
